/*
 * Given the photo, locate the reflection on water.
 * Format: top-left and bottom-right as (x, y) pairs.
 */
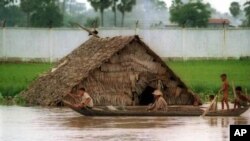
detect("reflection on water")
(0, 106), (249, 141)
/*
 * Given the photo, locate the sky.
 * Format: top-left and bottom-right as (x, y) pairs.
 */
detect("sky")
(77, 0), (247, 14)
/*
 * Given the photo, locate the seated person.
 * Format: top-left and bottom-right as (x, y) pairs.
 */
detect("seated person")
(68, 88), (94, 109)
(208, 95), (217, 112)
(234, 86), (250, 109)
(147, 90), (168, 111)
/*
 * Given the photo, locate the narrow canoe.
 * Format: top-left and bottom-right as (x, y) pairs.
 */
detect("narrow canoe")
(63, 100), (249, 117)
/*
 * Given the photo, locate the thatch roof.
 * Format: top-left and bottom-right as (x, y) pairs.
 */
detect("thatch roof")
(21, 35), (197, 106)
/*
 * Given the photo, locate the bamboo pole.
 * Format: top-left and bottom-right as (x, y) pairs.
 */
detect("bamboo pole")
(202, 94), (218, 117)
(232, 82), (237, 99)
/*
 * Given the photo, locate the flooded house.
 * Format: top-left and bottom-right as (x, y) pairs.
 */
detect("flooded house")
(21, 35), (201, 106)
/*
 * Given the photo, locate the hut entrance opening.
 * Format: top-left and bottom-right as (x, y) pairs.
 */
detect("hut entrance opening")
(139, 86), (155, 105)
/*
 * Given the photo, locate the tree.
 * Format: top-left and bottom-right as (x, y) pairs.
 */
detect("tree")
(229, 2), (240, 17)
(117, 0), (136, 27)
(20, 0), (63, 27)
(87, 0), (112, 27)
(170, 0), (211, 27)
(112, 0), (118, 26)
(152, 0), (167, 11)
(0, 0), (26, 27)
(243, 0), (250, 26)
(20, 0), (36, 26)
(0, 0), (13, 7)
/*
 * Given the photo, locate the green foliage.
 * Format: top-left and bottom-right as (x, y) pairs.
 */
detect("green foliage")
(20, 0), (63, 27)
(170, 0), (211, 27)
(0, 0), (26, 27)
(117, 0), (136, 27)
(14, 94), (27, 106)
(243, 1), (250, 26)
(0, 5), (26, 27)
(229, 2), (241, 17)
(0, 0), (13, 7)
(0, 63), (52, 99)
(0, 92), (4, 104)
(88, 0), (112, 26)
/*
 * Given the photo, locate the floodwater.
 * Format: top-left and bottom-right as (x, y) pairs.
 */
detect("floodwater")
(0, 106), (249, 141)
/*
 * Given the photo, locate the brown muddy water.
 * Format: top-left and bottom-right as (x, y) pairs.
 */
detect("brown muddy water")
(0, 106), (249, 141)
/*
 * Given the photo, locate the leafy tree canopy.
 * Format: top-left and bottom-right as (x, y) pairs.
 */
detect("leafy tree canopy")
(229, 1), (240, 17)
(20, 0), (63, 27)
(243, 1), (250, 26)
(170, 0), (211, 27)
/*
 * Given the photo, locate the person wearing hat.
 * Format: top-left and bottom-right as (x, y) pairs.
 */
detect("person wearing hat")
(147, 90), (168, 111)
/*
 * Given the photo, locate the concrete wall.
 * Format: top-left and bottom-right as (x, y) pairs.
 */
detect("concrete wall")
(0, 28), (249, 62)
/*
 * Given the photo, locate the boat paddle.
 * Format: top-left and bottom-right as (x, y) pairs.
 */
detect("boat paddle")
(201, 94), (218, 117)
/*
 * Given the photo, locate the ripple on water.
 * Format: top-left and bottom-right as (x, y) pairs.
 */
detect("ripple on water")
(0, 106), (249, 141)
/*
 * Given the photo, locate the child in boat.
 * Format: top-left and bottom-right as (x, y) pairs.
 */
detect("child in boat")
(68, 87), (94, 109)
(147, 90), (168, 111)
(208, 95), (217, 111)
(234, 86), (250, 109)
(219, 74), (230, 110)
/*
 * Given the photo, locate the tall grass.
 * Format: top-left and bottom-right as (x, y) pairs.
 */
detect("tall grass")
(0, 63), (52, 98)
(167, 59), (250, 101)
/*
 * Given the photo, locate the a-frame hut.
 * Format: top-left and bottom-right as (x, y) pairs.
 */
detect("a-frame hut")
(21, 35), (201, 106)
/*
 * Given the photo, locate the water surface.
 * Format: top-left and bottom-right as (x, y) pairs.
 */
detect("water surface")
(0, 106), (249, 141)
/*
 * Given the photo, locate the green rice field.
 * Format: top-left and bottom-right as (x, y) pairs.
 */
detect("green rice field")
(0, 63), (52, 98)
(0, 60), (249, 102)
(167, 59), (250, 100)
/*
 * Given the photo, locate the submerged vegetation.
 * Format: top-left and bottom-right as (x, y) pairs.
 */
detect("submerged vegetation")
(0, 60), (250, 105)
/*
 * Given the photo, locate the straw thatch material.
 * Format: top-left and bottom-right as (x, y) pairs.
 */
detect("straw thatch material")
(20, 35), (201, 106)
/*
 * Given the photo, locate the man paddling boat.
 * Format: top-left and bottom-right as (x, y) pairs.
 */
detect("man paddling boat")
(68, 88), (94, 109)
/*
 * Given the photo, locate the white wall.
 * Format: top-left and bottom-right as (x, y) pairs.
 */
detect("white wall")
(0, 28), (249, 62)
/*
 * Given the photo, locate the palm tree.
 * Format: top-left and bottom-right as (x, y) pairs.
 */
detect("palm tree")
(117, 0), (136, 27)
(112, 0), (118, 27)
(88, 0), (112, 27)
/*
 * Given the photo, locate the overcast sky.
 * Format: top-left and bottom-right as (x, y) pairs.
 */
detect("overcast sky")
(77, 0), (247, 14)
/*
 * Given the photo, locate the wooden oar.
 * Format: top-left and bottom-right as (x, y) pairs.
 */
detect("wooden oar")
(201, 94), (218, 117)
(232, 82), (237, 99)
(245, 88), (250, 102)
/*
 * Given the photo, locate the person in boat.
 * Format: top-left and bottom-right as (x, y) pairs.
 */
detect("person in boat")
(68, 88), (94, 109)
(147, 90), (168, 111)
(234, 86), (250, 109)
(208, 95), (217, 111)
(219, 73), (230, 110)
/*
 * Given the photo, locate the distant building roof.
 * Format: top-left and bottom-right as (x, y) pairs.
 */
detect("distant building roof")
(208, 19), (230, 24)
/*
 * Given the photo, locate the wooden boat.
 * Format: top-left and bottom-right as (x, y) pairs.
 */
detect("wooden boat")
(205, 108), (249, 116)
(63, 100), (249, 117)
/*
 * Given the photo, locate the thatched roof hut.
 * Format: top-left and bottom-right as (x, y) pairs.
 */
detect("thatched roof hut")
(21, 35), (201, 106)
